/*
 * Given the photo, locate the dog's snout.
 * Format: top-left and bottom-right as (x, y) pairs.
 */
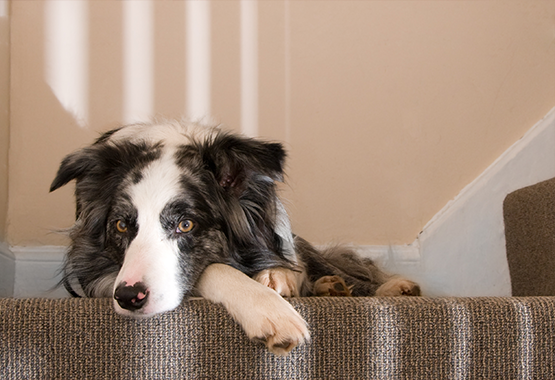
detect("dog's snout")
(114, 282), (149, 311)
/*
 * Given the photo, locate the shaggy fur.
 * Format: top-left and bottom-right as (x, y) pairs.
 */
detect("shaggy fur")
(50, 120), (419, 355)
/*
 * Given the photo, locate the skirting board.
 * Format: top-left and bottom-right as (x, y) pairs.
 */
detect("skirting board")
(1, 106), (554, 298)
(0, 245), (67, 298)
(0, 242), (15, 297)
(0, 244), (411, 298)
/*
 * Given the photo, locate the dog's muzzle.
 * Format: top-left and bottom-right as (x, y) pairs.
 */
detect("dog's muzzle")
(114, 282), (149, 311)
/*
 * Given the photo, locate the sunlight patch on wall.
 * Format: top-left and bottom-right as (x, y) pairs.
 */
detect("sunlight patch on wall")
(123, 0), (154, 124)
(240, 0), (258, 137)
(186, 1), (211, 123)
(44, 0), (89, 127)
(0, 0), (8, 18)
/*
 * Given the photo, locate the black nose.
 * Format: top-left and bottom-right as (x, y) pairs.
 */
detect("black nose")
(114, 282), (149, 311)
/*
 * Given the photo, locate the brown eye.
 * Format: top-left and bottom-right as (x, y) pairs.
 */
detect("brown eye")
(116, 220), (128, 233)
(177, 220), (194, 233)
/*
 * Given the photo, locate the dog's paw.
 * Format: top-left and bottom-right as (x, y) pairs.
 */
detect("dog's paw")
(241, 287), (310, 355)
(313, 275), (353, 296)
(197, 263), (309, 355)
(375, 277), (421, 296)
(254, 267), (300, 297)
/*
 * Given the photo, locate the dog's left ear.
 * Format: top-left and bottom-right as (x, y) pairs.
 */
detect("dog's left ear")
(202, 132), (286, 194)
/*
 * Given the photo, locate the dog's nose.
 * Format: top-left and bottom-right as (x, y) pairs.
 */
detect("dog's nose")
(114, 282), (149, 311)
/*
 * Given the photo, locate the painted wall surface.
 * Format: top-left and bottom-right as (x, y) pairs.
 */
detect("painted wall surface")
(0, 1), (9, 242)
(5, 0), (555, 249)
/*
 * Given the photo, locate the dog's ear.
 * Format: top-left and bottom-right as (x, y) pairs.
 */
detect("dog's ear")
(201, 132), (286, 194)
(50, 148), (98, 192)
(50, 128), (126, 192)
(50, 126), (158, 193)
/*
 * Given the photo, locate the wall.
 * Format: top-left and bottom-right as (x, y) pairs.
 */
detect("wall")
(0, 0), (10, 297)
(2, 1), (555, 297)
(0, 0), (9, 242)
(285, 1), (555, 245)
(6, 1), (555, 248)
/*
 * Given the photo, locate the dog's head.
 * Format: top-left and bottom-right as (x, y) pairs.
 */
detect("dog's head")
(50, 121), (291, 317)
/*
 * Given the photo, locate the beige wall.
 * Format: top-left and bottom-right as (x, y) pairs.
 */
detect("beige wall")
(4, 0), (555, 247)
(0, 1), (9, 242)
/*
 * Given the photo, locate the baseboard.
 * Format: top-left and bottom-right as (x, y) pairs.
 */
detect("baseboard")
(1, 243), (420, 298)
(0, 242), (15, 297)
(355, 243), (420, 270)
(0, 245), (67, 298)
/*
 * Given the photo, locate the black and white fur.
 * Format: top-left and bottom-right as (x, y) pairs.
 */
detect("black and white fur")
(50, 120), (420, 355)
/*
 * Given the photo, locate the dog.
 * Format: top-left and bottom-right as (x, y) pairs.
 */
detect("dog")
(50, 119), (420, 355)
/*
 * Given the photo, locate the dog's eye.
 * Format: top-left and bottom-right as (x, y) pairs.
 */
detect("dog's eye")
(177, 220), (194, 233)
(116, 220), (128, 233)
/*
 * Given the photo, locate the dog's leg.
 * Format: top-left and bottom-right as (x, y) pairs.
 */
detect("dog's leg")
(196, 263), (310, 355)
(253, 267), (303, 297)
(375, 276), (421, 296)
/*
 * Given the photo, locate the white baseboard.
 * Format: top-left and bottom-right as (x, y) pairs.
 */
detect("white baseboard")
(0, 243), (420, 298)
(1, 106), (554, 298)
(0, 242), (15, 297)
(355, 243), (420, 272)
(0, 245), (67, 298)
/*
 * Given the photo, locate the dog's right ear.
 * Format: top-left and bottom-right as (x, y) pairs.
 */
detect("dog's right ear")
(50, 148), (97, 192)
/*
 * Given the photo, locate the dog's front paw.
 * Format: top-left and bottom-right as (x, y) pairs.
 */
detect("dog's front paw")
(254, 267), (300, 297)
(313, 275), (353, 296)
(376, 277), (421, 296)
(242, 287), (310, 355)
(196, 263), (309, 355)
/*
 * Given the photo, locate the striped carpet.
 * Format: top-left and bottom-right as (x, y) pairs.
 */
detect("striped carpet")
(1, 297), (554, 379)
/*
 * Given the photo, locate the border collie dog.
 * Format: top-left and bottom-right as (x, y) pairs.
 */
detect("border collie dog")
(50, 120), (420, 355)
